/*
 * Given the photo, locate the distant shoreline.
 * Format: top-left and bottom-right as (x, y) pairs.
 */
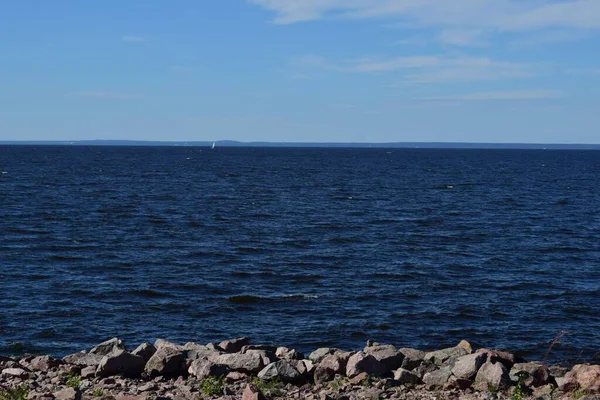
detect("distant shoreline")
(1, 140), (600, 150)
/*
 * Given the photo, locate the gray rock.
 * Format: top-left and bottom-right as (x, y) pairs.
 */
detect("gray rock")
(241, 345), (278, 354)
(309, 348), (336, 364)
(138, 382), (158, 392)
(62, 352), (104, 367)
(131, 343), (156, 363)
(314, 354), (345, 383)
(53, 388), (81, 400)
(451, 353), (487, 380)
(474, 361), (511, 391)
(476, 349), (518, 370)
(559, 364), (600, 393)
(1, 368), (28, 377)
(30, 356), (61, 371)
(423, 367), (452, 389)
(346, 352), (385, 378)
(219, 337), (250, 353)
(414, 360), (438, 379)
(364, 344), (405, 373)
(399, 348), (425, 371)
(187, 358), (227, 379)
(296, 359), (315, 376)
(425, 345), (469, 366)
(393, 368), (421, 385)
(510, 362), (550, 387)
(96, 350), (145, 378)
(243, 349), (277, 367)
(257, 360), (302, 383)
(80, 366), (96, 379)
(275, 347), (304, 360)
(90, 338), (126, 356)
(154, 339), (185, 351)
(215, 352), (264, 373)
(145, 347), (185, 377)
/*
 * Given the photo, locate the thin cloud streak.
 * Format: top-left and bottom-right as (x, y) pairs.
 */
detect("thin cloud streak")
(421, 90), (563, 101)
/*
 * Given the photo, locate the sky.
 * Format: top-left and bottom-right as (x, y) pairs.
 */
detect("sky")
(0, 0), (599, 143)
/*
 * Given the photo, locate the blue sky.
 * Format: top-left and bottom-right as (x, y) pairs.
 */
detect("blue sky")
(1, 0), (599, 143)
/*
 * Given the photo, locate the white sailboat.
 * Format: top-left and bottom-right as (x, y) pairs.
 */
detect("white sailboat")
(211, 141), (216, 149)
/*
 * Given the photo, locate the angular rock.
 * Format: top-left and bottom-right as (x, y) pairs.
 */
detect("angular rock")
(187, 358), (227, 379)
(296, 359), (315, 376)
(476, 349), (518, 370)
(81, 365), (96, 379)
(53, 388), (81, 400)
(560, 364), (600, 393)
(446, 376), (473, 390)
(215, 352), (264, 373)
(258, 360), (302, 383)
(30, 355), (61, 371)
(393, 368), (421, 385)
(225, 371), (247, 382)
(144, 347), (185, 378)
(314, 354), (346, 383)
(364, 344), (405, 372)
(90, 338), (126, 356)
(346, 352), (385, 378)
(219, 337), (250, 353)
(1, 367), (28, 377)
(242, 384), (267, 400)
(474, 361), (511, 391)
(399, 348), (425, 371)
(96, 350), (145, 378)
(510, 362), (550, 387)
(414, 360), (438, 379)
(309, 348), (336, 364)
(243, 349), (277, 367)
(241, 345), (278, 354)
(451, 353), (487, 380)
(457, 340), (473, 353)
(62, 352), (104, 367)
(423, 367), (452, 389)
(425, 344), (469, 366)
(131, 343), (156, 363)
(275, 347), (304, 360)
(154, 339), (184, 351)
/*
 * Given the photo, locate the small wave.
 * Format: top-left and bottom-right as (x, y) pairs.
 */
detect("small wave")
(129, 289), (175, 298)
(234, 246), (262, 254)
(230, 271), (275, 278)
(227, 295), (265, 304)
(227, 294), (319, 304)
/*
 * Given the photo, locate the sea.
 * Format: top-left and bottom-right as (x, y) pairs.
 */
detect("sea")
(1, 145), (599, 363)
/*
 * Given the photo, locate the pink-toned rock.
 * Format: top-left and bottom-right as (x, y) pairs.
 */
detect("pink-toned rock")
(345, 352), (385, 378)
(560, 364), (600, 393)
(474, 361), (511, 391)
(219, 337), (250, 353)
(242, 384), (267, 400)
(53, 388), (81, 400)
(314, 354), (346, 383)
(476, 349), (518, 369)
(30, 355), (61, 371)
(2, 367), (28, 378)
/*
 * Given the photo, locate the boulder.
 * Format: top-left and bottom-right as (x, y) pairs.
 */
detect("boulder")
(62, 352), (104, 367)
(346, 352), (385, 378)
(219, 337), (250, 353)
(474, 361), (511, 391)
(257, 360), (302, 383)
(399, 348), (425, 371)
(187, 358), (227, 379)
(215, 352), (264, 373)
(275, 347), (304, 360)
(309, 348), (336, 364)
(425, 344), (469, 366)
(1, 368), (28, 378)
(393, 368), (421, 385)
(96, 350), (145, 378)
(225, 371), (247, 382)
(559, 364), (600, 393)
(510, 362), (550, 387)
(423, 367), (452, 389)
(364, 344), (405, 372)
(476, 349), (519, 370)
(80, 366), (96, 379)
(243, 349), (277, 366)
(30, 355), (61, 371)
(451, 353), (487, 380)
(314, 354), (346, 383)
(53, 388), (81, 400)
(144, 347), (185, 377)
(414, 360), (438, 379)
(131, 343), (156, 362)
(154, 339), (185, 351)
(90, 338), (126, 356)
(241, 345), (278, 354)
(296, 359), (315, 376)
(242, 384), (267, 400)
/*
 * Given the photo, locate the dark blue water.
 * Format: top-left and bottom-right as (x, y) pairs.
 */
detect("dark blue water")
(1, 146), (600, 362)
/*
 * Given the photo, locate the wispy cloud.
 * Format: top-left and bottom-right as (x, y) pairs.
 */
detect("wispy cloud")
(122, 35), (145, 42)
(71, 91), (144, 100)
(292, 54), (534, 83)
(421, 90), (563, 101)
(249, 0), (600, 32)
(566, 68), (600, 75)
(437, 29), (487, 46)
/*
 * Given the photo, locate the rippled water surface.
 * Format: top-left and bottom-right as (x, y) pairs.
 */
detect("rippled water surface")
(1, 146), (599, 361)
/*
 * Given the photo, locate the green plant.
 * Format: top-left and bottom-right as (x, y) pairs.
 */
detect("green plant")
(572, 387), (589, 400)
(200, 375), (223, 396)
(66, 371), (81, 389)
(0, 385), (29, 400)
(251, 377), (283, 397)
(91, 389), (106, 397)
(487, 382), (497, 393)
(328, 376), (349, 391)
(511, 371), (529, 400)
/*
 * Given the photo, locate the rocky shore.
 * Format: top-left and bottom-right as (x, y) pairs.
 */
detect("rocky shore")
(1, 338), (599, 400)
